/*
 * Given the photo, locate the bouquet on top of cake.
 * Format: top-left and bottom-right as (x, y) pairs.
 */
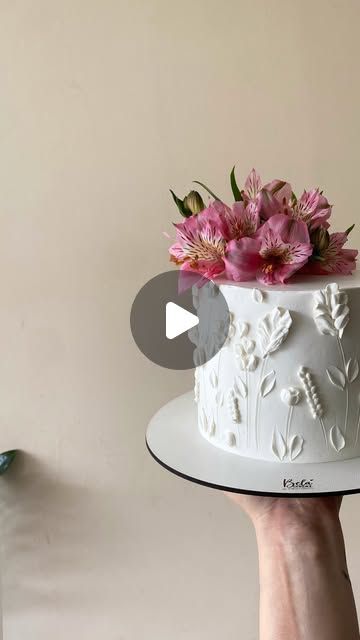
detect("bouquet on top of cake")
(168, 168), (357, 285)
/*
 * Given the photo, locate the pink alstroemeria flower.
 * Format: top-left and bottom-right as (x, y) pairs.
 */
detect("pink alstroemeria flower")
(292, 189), (332, 230)
(243, 168), (263, 201)
(259, 177), (293, 220)
(221, 201), (260, 240)
(242, 168), (293, 221)
(224, 214), (313, 284)
(169, 203), (229, 279)
(305, 232), (358, 275)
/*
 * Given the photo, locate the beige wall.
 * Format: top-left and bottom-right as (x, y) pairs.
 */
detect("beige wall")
(1, 1), (360, 638)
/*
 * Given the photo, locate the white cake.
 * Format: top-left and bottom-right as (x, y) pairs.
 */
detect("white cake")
(194, 273), (360, 464)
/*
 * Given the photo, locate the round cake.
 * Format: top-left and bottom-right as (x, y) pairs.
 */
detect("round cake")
(194, 273), (360, 464)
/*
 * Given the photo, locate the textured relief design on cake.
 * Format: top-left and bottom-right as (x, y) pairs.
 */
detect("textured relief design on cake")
(225, 431), (237, 447)
(313, 283), (349, 338)
(199, 323), (245, 448)
(190, 281), (229, 365)
(226, 389), (241, 424)
(209, 370), (218, 389)
(215, 390), (224, 407)
(354, 399), (360, 448)
(314, 283), (357, 437)
(257, 307), (292, 357)
(226, 312), (236, 344)
(233, 322), (257, 446)
(329, 425), (345, 452)
(326, 356), (359, 439)
(259, 370), (276, 397)
(252, 288), (264, 303)
(272, 429), (304, 462)
(272, 387), (304, 461)
(194, 368), (200, 403)
(272, 429), (286, 461)
(209, 417), (216, 437)
(280, 386), (302, 406)
(284, 390), (304, 461)
(298, 366), (327, 444)
(234, 324), (258, 371)
(200, 409), (208, 434)
(234, 375), (248, 399)
(196, 276), (360, 464)
(298, 367), (324, 418)
(281, 387), (302, 457)
(254, 307), (293, 448)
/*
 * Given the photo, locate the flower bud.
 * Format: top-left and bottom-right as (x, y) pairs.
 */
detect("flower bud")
(280, 387), (301, 406)
(183, 190), (205, 215)
(311, 227), (330, 253)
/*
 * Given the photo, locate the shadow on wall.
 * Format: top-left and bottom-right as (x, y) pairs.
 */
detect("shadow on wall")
(0, 452), (128, 620)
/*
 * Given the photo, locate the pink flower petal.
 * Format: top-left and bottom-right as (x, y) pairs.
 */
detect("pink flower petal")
(224, 238), (262, 281)
(257, 214), (310, 244)
(257, 189), (282, 219)
(244, 169), (262, 200)
(293, 189), (332, 230)
(264, 179), (292, 207)
(222, 201), (260, 240)
(305, 231), (358, 275)
(172, 205), (228, 267)
(257, 260), (306, 285)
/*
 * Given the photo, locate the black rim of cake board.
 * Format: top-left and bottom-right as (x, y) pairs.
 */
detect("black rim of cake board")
(146, 437), (360, 498)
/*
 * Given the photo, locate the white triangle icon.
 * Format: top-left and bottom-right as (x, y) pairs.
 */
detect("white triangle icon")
(165, 302), (199, 340)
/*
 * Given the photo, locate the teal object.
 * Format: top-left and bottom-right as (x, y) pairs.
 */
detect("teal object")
(0, 450), (17, 476)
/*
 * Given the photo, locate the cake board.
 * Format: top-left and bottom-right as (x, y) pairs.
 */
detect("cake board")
(146, 392), (360, 497)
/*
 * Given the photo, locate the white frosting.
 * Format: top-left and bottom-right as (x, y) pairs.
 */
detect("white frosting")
(196, 272), (360, 463)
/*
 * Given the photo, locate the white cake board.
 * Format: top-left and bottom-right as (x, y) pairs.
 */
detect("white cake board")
(146, 392), (360, 497)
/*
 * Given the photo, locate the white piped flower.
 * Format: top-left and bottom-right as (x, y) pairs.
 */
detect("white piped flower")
(234, 337), (258, 371)
(280, 386), (302, 406)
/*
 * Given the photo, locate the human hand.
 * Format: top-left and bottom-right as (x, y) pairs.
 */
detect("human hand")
(224, 492), (359, 640)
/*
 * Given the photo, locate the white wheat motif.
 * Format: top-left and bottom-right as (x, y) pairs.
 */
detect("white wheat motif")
(313, 283), (349, 338)
(227, 389), (241, 423)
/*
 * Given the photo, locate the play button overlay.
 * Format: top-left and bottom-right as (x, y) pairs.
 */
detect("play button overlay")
(130, 270), (230, 370)
(166, 302), (199, 340)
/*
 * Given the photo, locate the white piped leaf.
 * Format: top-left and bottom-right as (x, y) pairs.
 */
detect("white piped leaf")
(225, 431), (237, 447)
(329, 425), (345, 452)
(227, 323), (236, 339)
(346, 358), (359, 383)
(235, 376), (248, 399)
(257, 307), (292, 356)
(326, 366), (346, 390)
(215, 390), (224, 407)
(209, 370), (218, 388)
(209, 418), (216, 437)
(272, 429), (287, 461)
(289, 435), (304, 461)
(259, 370), (276, 397)
(236, 321), (249, 338)
(201, 410), (208, 433)
(252, 288), (264, 303)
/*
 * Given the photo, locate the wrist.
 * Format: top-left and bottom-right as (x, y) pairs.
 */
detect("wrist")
(254, 499), (342, 551)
